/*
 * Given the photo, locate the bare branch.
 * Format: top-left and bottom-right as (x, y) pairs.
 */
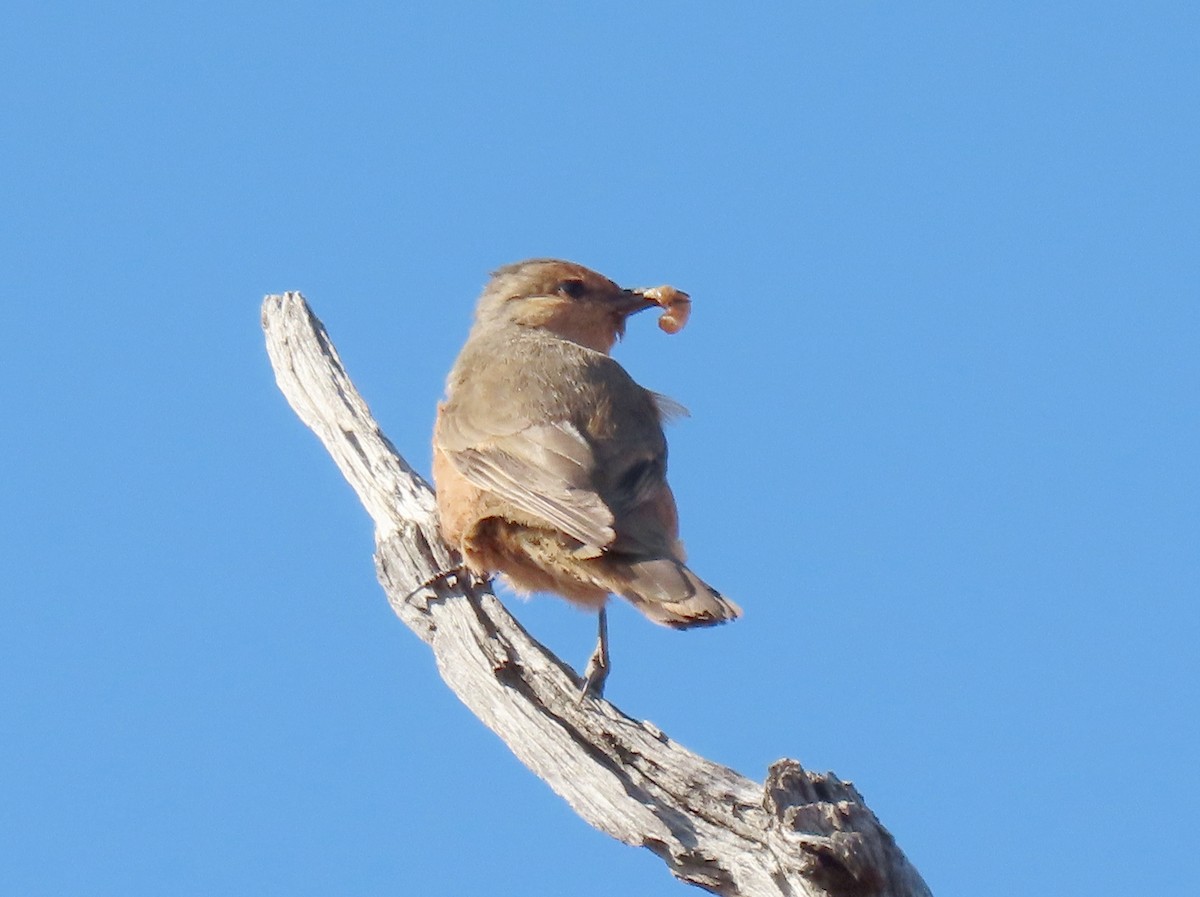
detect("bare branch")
(262, 291), (933, 897)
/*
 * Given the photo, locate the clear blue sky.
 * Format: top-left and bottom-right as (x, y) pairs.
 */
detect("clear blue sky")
(3, 3), (1196, 895)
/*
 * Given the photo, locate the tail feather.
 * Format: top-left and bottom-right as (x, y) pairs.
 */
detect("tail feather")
(614, 557), (742, 629)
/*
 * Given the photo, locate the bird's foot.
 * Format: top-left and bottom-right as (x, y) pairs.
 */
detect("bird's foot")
(401, 564), (477, 602)
(579, 645), (609, 701)
(578, 607), (610, 702)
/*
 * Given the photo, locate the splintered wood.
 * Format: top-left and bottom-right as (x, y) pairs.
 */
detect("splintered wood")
(642, 286), (692, 334)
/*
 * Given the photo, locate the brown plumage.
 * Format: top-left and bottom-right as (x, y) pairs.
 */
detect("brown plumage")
(432, 259), (741, 691)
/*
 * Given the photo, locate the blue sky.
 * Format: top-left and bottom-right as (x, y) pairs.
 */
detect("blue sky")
(3, 3), (1197, 895)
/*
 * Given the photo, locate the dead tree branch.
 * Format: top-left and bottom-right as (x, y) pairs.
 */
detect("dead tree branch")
(261, 291), (933, 897)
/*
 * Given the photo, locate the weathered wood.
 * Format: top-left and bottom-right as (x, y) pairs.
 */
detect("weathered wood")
(262, 291), (933, 897)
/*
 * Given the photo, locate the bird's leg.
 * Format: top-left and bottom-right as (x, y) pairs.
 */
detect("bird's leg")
(580, 606), (610, 700)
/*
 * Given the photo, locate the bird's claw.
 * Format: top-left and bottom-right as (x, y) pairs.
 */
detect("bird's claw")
(579, 646), (609, 701)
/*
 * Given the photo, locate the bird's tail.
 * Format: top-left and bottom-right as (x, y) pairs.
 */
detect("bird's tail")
(611, 557), (742, 629)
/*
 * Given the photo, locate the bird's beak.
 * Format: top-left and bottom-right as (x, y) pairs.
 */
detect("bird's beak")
(614, 288), (658, 316)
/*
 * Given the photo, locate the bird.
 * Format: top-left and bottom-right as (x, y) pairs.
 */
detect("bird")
(432, 259), (741, 696)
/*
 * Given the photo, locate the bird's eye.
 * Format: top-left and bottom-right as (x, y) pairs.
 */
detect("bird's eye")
(556, 279), (587, 299)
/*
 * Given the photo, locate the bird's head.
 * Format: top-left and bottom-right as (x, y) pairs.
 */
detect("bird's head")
(471, 259), (658, 353)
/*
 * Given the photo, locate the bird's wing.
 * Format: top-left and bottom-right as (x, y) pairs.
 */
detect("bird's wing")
(601, 449), (680, 557)
(437, 411), (616, 549)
